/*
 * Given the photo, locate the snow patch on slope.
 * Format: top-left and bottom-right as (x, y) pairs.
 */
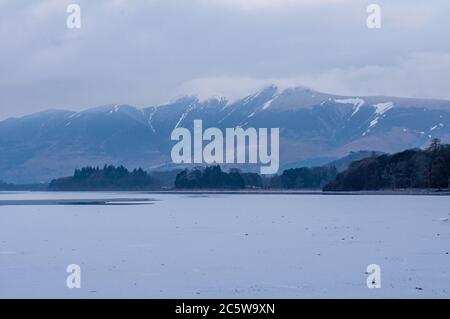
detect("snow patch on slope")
(430, 123), (444, 131)
(334, 98), (366, 116)
(147, 110), (157, 133)
(369, 118), (379, 128)
(374, 102), (394, 115)
(174, 101), (197, 129)
(261, 91), (282, 111)
(362, 102), (395, 136)
(262, 99), (275, 110)
(108, 104), (121, 115)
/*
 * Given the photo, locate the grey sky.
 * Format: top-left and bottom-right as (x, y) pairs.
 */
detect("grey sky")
(1, 0), (450, 120)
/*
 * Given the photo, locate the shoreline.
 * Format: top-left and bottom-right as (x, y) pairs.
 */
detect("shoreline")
(2, 189), (450, 196)
(147, 189), (450, 196)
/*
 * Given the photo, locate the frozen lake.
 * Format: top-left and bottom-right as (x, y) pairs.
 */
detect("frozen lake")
(0, 192), (449, 298)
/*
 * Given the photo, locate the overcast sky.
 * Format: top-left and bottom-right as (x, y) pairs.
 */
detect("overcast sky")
(1, 0), (450, 119)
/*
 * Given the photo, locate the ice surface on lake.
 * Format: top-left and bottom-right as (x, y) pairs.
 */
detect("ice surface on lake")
(0, 192), (449, 298)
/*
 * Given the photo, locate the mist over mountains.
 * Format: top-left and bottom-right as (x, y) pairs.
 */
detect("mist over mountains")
(1, 85), (450, 183)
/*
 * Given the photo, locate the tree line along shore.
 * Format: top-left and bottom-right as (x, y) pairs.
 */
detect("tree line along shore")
(1, 139), (449, 192)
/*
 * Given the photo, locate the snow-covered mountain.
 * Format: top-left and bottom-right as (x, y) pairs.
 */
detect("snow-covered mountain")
(1, 86), (450, 183)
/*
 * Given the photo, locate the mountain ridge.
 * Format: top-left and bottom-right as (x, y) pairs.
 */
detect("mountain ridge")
(1, 86), (449, 183)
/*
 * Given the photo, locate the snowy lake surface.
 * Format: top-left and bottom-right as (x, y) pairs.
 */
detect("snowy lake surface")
(0, 192), (449, 298)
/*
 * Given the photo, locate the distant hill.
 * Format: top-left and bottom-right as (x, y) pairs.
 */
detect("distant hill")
(1, 86), (450, 183)
(326, 150), (384, 172)
(282, 157), (337, 171)
(324, 140), (450, 191)
(0, 180), (47, 191)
